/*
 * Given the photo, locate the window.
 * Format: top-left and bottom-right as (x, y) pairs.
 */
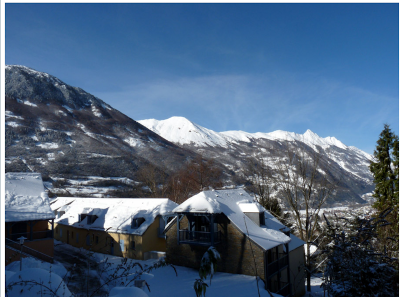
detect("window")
(55, 226), (58, 234)
(86, 234), (91, 246)
(76, 233), (79, 243)
(130, 241), (135, 250)
(120, 239), (125, 252)
(131, 217), (145, 229)
(71, 231), (74, 239)
(79, 214), (97, 225)
(95, 236), (99, 245)
(60, 228), (63, 237)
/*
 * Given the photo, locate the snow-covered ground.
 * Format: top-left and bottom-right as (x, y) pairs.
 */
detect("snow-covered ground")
(5, 258), (71, 297)
(5, 241), (294, 297)
(94, 252), (280, 297)
(305, 274), (325, 297)
(5, 255), (327, 297)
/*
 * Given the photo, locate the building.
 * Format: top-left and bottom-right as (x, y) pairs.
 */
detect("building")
(165, 189), (305, 297)
(50, 197), (177, 260)
(5, 172), (55, 265)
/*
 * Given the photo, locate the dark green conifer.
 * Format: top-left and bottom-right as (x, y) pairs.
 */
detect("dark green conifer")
(369, 124), (399, 258)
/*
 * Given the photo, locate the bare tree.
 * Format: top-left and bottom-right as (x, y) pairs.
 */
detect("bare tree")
(136, 162), (169, 198)
(167, 155), (223, 204)
(274, 143), (338, 292)
(243, 153), (284, 221)
(184, 155), (223, 192)
(167, 170), (193, 204)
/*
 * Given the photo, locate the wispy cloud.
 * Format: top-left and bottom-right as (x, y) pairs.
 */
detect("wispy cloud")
(95, 71), (398, 155)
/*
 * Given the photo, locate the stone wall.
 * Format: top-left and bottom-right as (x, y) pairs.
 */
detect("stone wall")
(166, 215), (265, 280)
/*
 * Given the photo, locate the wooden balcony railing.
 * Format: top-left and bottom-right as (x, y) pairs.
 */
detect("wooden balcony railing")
(5, 238), (54, 263)
(276, 281), (290, 297)
(7, 230), (53, 242)
(178, 230), (222, 245)
(267, 255), (289, 277)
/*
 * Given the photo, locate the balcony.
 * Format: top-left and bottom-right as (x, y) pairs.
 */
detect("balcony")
(178, 230), (222, 246)
(7, 230), (53, 242)
(5, 238), (53, 263)
(270, 280), (290, 297)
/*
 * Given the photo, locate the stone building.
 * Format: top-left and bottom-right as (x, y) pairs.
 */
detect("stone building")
(165, 189), (305, 297)
(50, 197), (177, 260)
(5, 173), (55, 265)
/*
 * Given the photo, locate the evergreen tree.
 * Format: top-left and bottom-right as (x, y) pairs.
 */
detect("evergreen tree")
(322, 210), (399, 297)
(369, 124), (399, 258)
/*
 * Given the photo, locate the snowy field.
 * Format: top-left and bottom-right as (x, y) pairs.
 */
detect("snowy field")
(5, 242), (326, 297)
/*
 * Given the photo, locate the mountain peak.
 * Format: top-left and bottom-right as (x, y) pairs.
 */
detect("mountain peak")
(138, 117), (229, 147)
(5, 65), (111, 110)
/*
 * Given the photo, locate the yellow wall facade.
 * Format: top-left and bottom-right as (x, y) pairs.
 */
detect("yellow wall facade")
(54, 216), (166, 260)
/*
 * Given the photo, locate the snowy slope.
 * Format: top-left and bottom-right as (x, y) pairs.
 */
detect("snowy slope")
(139, 117), (230, 147)
(139, 117), (363, 154)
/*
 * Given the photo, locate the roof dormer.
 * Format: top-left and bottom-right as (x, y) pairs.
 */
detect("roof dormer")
(131, 217), (145, 229)
(238, 201), (265, 226)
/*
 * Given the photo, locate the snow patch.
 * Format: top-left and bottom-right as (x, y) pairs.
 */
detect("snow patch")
(57, 110), (67, 116)
(5, 111), (24, 120)
(124, 137), (142, 147)
(37, 143), (59, 149)
(62, 105), (74, 112)
(6, 121), (20, 127)
(92, 105), (102, 117)
(24, 101), (38, 107)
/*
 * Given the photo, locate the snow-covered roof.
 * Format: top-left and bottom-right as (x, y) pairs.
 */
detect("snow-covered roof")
(238, 202), (262, 213)
(51, 197), (178, 235)
(173, 189), (292, 251)
(5, 172), (55, 222)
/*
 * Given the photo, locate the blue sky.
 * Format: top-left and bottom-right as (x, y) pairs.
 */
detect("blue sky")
(5, 3), (399, 154)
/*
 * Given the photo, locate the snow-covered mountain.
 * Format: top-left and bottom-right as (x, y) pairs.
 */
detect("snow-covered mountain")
(5, 65), (196, 195)
(139, 117), (230, 147)
(140, 116), (367, 154)
(140, 117), (374, 205)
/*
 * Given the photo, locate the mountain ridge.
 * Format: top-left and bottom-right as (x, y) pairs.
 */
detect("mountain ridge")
(139, 116), (359, 151)
(139, 116), (374, 205)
